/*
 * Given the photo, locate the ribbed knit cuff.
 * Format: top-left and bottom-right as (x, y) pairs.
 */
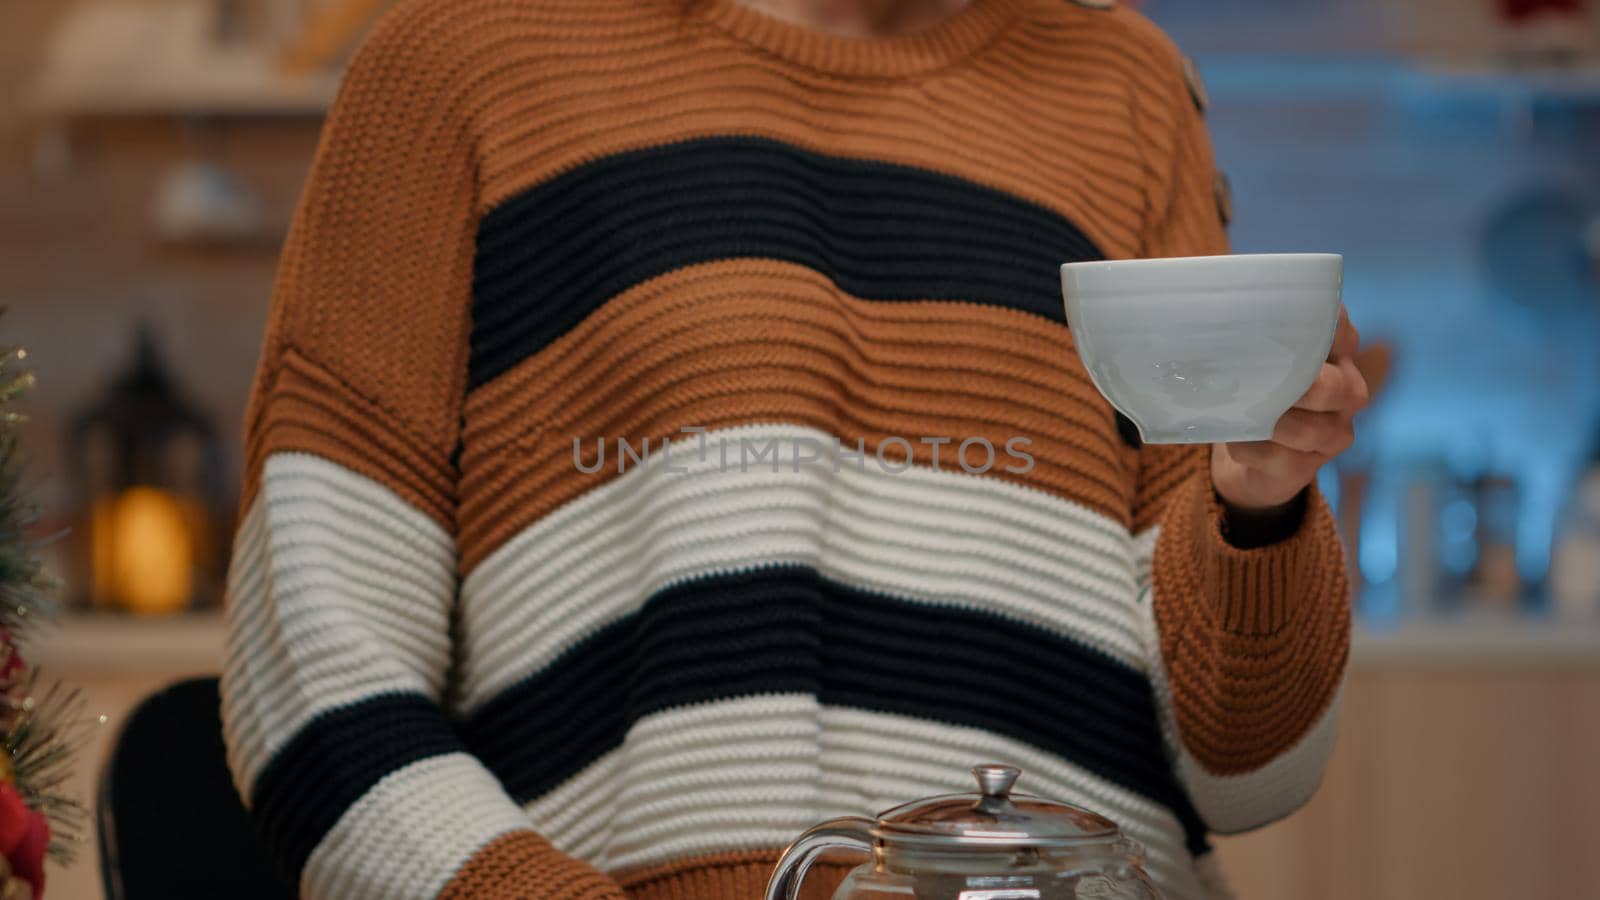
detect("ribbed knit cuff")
(1218, 487), (1308, 550)
(1151, 472), (1351, 774)
(1177, 477), (1331, 636)
(439, 831), (626, 900)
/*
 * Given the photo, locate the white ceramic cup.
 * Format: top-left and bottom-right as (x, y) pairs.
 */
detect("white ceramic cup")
(1060, 253), (1343, 444)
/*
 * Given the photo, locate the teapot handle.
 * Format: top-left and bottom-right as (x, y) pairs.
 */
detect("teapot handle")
(763, 816), (875, 900)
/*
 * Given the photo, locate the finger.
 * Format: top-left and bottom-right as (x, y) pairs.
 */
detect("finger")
(1340, 354), (1371, 410)
(1221, 440), (1325, 483)
(1295, 360), (1368, 413)
(1270, 407), (1355, 455)
(1295, 363), (1344, 412)
(1330, 306), (1359, 360)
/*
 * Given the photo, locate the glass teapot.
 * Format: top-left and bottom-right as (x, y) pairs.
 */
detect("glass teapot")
(765, 764), (1163, 900)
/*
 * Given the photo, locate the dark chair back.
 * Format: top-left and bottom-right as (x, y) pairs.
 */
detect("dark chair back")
(97, 677), (293, 900)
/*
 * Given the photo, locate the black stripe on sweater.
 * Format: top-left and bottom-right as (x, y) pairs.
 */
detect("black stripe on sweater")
(458, 565), (1210, 856)
(469, 136), (1102, 388)
(249, 692), (465, 882)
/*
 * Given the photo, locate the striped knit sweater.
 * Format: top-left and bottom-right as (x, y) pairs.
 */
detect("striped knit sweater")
(220, 0), (1352, 898)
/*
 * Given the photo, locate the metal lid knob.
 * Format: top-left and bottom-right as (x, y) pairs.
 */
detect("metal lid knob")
(873, 763), (1120, 848)
(972, 764), (1020, 799)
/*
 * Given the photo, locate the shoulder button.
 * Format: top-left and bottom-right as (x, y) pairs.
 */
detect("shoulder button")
(1182, 56), (1208, 112)
(1214, 171), (1234, 226)
(1069, 0), (1115, 9)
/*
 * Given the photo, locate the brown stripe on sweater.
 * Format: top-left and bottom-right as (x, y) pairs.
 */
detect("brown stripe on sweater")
(469, 1), (1193, 259)
(455, 259), (1133, 573)
(440, 840), (853, 900)
(238, 0), (476, 523)
(618, 849), (852, 900)
(1133, 443), (1207, 535)
(439, 830), (626, 900)
(242, 349), (459, 529)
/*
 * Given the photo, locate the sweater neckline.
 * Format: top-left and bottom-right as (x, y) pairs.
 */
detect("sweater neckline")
(680, 0), (1031, 79)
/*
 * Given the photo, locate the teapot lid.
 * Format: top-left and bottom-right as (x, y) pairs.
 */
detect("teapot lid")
(873, 765), (1119, 849)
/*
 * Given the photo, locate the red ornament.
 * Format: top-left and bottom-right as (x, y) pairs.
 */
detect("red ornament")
(1498, 0), (1584, 20)
(0, 784), (46, 899)
(0, 631), (23, 686)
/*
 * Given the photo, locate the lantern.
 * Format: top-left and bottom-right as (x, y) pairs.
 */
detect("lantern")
(66, 328), (230, 615)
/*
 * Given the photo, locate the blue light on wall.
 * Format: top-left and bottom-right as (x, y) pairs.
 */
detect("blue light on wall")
(1172, 53), (1600, 615)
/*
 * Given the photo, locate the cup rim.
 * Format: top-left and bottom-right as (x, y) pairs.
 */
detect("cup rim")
(1060, 252), (1341, 273)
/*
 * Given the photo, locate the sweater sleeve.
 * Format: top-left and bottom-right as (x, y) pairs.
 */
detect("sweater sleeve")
(1124, 25), (1352, 835)
(218, 5), (627, 898)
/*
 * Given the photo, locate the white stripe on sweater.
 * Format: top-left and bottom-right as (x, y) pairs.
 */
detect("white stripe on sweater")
(521, 696), (1209, 900)
(1135, 527), (1341, 834)
(222, 454), (547, 900)
(458, 424), (1142, 713)
(302, 753), (534, 900)
(221, 453), (458, 794)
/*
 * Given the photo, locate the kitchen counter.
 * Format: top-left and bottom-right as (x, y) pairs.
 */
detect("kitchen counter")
(1351, 618), (1600, 669)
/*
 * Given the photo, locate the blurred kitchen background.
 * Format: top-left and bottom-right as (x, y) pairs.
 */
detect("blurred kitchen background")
(0, 0), (1597, 898)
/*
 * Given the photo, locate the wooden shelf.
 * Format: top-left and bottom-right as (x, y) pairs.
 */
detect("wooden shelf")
(27, 0), (339, 119)
(1410, 59), (1600, 105)
(30, 611), (225, 674)
(1192, 55), (1600, 106)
